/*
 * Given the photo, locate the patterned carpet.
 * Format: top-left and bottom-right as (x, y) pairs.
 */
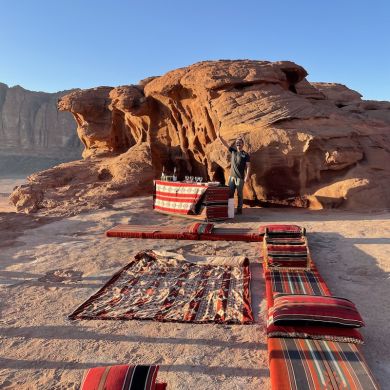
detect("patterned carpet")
(69, 250), (253, 324)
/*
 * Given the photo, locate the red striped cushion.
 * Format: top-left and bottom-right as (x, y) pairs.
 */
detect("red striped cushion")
(263, 266), (332, 311)
(187, 222), (214, 234)
(269, 338), (379, 390)
(260, 224), (303, 237)
(266, 254), (309, 269)
(265, 237), (305, 245)
(267, 322), (364, 344)
(267, 244), (307, 254)
(205, 205), (228, 219)
(266, 257), (309, 269)
(264, 238), (310, 269)
(266, 245), (308, 265)
(81, 365), (160, 390)
(199, 228), (262, 242)
(260, 224), (303, 233)
(204, 187), (230, 202)
(269, 293), (364, 328)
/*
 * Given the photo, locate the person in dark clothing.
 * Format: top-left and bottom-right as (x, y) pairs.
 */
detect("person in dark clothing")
(216, 130), (251, 214)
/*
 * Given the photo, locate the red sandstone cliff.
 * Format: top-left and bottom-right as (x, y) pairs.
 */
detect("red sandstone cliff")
(10, 60), (390, 214)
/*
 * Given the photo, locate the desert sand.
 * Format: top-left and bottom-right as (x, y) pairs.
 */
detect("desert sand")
(0, 179), (25, 213)
(0, 180), (389, 389)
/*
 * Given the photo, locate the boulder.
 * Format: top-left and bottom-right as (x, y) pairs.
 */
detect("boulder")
(10, 60), (390, 214)
(10, 143), (154, 216)
(311, 82), (362, 105)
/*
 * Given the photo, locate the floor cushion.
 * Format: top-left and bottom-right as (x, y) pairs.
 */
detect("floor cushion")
(269, 293), (364, 328)
(268, 337), (379, 390)
(81, 365), (162, 390)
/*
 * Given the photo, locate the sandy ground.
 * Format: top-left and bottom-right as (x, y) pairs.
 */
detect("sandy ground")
(0, 181), (389, 389)
(0, 178), (25, 213)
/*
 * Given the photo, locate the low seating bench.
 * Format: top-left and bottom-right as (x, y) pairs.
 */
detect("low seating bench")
(105, 224), (264, 242)
(262, 226), (379, 389)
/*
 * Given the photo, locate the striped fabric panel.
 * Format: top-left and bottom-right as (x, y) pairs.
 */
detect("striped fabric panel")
(265, 237), (306, 245)
(266, 268), (331, 299)
(155, 180), (204, 188)
(203, 187), (230, 203)
(81, 365), (160, 390)
(105, 224), (202, 240)
(267, 322), (364, 344)
(187, 222), (214, 234)
(106, 225), (263, 242)
(205, 204), (229, 220)
(268, 254), (308, 260)
(155, 191), (204, 202)
(199, 228), (263, 242)
(259, 225), (306, 240)
(259, 224), (303, 235)
(268, 338), (380, 390)
(267, 245), (308, 255)
(264, 236), (310, 270)
(267, 233), (303, 238)
(269, 294), (365, 328)
(153, 203), (195, 214)
(266, 256), (309, 269)
(154, 181), (208, 215)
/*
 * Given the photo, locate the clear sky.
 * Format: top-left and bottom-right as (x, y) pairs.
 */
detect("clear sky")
(1, 0), (389, 100)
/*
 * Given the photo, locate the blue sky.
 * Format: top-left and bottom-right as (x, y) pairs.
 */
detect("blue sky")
(1, 0), (389, 100)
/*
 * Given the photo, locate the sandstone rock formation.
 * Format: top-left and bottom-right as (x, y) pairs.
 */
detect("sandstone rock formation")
(10, 60), (390, 215)
(10, 143), (153, 214)
(0, 83), (81, 175)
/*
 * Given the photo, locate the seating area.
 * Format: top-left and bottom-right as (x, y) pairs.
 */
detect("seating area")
(263, 225), (379, 390)
(102, 222), (380, 389)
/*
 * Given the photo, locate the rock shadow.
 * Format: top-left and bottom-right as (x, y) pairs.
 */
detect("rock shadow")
(0, 325), (266, 351)
(0, 212), (62, 248)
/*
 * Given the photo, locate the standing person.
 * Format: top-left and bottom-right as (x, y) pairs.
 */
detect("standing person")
(216, 130), (251, 214)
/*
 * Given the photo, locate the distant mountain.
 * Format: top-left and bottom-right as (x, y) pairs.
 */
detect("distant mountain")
(0, 83), (82, 176)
